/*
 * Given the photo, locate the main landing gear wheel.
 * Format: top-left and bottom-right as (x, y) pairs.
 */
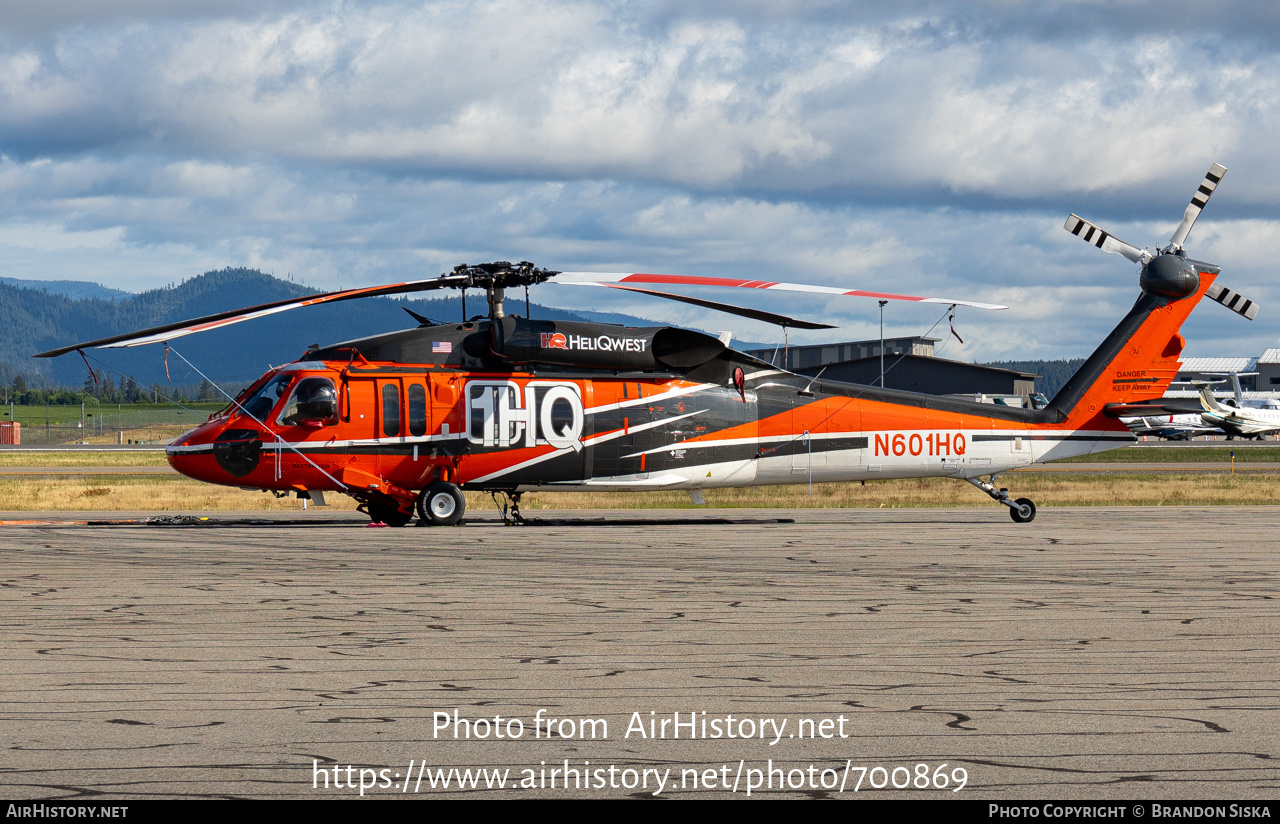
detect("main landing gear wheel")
(418, 481), (466, 526)
(367, 498), (412, 527)
(1009, 497), (1036, 524)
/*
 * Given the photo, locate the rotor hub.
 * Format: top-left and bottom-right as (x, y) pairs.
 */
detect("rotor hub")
(448, 261), (559, 320)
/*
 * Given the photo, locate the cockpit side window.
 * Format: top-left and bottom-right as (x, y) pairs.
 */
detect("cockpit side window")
(240, 374), (294, 421)
(278, 377), (339, 427)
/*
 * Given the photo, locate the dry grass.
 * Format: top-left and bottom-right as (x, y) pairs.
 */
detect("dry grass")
(1058, 445), (1280, 463)
(4, 443), (1269, 470)
(1, 473), (1278, 512)
(0, 451), (169, 467)
(0, 476), (360, 512)
(73, 425), (192, 445)
(514, 474), (1280, 509)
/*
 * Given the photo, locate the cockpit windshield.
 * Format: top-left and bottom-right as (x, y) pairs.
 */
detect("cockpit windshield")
(277, 377), (338, 427)
(238, 373), (294, 421)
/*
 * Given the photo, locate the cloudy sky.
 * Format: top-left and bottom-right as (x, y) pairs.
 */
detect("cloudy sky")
(3, 0), (1280, 360)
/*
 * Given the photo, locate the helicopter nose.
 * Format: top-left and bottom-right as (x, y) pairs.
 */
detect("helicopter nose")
(167, 424), (265, 483)
(209, 428), (265, 478)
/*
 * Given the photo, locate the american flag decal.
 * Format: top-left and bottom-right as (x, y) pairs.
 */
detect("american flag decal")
(432, 341), (452, 353)
(1206, 282), (1259, 321)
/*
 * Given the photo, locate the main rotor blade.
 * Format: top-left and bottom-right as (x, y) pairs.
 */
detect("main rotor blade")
(1168, 162), (1227, 250)
(1063, 214), (1148, 263)
(555, 272), (1007, 310)
(34, 274), (469, 358)
(573, 283), (838, 329)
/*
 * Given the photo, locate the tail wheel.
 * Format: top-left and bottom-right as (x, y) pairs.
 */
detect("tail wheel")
(417, 481), (466, 526)
(1009, 498), (1036, 524)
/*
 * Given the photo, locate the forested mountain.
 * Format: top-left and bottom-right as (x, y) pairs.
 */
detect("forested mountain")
(0, 277), (132, 302)
(0, 268), (674, 389)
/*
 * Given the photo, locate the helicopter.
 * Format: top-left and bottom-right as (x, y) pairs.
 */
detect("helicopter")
(35, 163), (1255, 526)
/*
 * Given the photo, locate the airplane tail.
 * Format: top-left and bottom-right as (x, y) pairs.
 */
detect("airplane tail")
(1193, 381), (1228, 414)
(1042, 265), (1221, 428)
(1229, 372), (1245, 404)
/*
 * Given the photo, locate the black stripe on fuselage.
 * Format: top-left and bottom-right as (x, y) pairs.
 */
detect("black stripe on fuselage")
(969, 433), (1134, 442)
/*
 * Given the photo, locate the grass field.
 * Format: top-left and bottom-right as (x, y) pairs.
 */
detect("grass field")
(0, 451), (169, 467)
(0, 443), (1276, 512)
(2, 403), (223, 427)
(0, 471), (1277, 512)
(0, 444), (1267, 468)
(1058, 445), (1280, 462)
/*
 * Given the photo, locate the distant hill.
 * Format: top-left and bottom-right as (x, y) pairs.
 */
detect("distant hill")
(0, 268), (765, 389)
(981, 358), (1086, 399)
(0, 276), (132, 302)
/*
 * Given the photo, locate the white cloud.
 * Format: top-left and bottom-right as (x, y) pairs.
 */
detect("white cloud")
(0, 222), (124, 250)
(0, 2), (1279, 364)
(2, 2), (1278, 200)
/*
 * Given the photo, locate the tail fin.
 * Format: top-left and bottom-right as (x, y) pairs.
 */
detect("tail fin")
(1043, 266), (1220, 427)
(1229, 372), (1245, 404)
(1193, 381), (1227, 413)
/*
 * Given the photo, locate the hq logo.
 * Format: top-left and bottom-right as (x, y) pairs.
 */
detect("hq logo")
(540, 332), (568, 350)
(464, 380), (584, 450)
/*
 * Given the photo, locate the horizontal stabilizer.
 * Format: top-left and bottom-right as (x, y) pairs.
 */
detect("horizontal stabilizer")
(1103, 400), (1204, 418)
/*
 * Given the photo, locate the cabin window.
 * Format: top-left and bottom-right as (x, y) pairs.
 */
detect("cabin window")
(408, 383), (427, 437)
(382, 383), (401, 437)
(240, 374), (293, 421)
(278, 377), (338, 427)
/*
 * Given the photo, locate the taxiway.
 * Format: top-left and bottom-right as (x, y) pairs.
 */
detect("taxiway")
(0, 507), (1276, 799)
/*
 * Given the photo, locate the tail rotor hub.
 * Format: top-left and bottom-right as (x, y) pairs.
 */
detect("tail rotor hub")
(1064, 162), (1257, 321)
(1140, 251), (1200, 299)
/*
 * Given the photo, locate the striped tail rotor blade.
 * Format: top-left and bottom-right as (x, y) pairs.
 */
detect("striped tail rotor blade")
(1205, 281), (1259, 321)
(1064, 214), (1147, 263)
(1169, 163), (1227, 249)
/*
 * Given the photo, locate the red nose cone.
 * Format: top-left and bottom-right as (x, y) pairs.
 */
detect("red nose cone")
(167, 419), (263, 485)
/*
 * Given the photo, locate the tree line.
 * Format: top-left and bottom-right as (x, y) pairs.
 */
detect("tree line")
(4, 373), (224, 407)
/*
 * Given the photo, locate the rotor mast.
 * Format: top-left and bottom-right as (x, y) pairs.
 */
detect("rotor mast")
(447, 261), (560, 321)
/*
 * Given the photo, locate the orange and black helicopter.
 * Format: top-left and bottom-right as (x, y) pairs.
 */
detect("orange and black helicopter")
(36, 163), (1254, 526)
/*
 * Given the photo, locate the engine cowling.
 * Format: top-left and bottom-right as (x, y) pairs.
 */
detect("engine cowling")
(492, 316), (727, 370)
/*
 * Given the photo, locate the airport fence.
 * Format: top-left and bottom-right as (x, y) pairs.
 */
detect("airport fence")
(5, 406), (214, 445)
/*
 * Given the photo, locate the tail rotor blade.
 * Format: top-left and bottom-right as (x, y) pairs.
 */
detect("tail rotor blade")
(1064, 214), (1148, 263)
(1205, 281), (1259, 320)
(1168, 163), (1227, 249)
